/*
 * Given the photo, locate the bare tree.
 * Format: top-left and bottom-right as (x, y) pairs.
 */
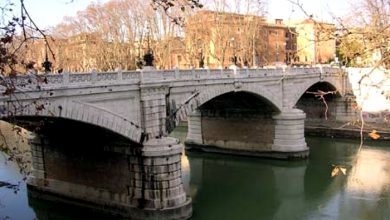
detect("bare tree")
(338, 0), (390, 68)
(184, 0), (271, 68)
(151, 0), (203, 25)
(28, 0), (200, 71)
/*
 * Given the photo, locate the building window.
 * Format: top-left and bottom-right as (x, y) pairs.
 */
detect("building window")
(177, 55), (182, 62)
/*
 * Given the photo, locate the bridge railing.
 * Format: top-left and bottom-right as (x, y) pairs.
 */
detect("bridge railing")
(0, 70), (142, 91)
(0, 67), (342, 92)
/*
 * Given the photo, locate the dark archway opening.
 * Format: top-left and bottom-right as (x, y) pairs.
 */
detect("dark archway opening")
(3, 116), (140, 197)
(4, 116), (140, 148)
(296, 82), (341, 122)
(197, 91), (280, 152)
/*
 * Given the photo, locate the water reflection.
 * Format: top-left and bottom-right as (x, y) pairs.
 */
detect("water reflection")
(0, 153), (36, 220)
(184, 137), (390, 220)
(1, 122), (390, 220)
(340, 148), (390, 220)
(305, 146), (390, 220)
(181, 152), (191, 195)
(302, 141), (390, 220)
(28, 194), (120, 220)
(347, 148), (390, 195)
(0, 121), (35, 220)
(187, 152), (281, 220)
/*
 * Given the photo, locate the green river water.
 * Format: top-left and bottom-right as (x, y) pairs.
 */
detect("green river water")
(1, 124), (390, 220)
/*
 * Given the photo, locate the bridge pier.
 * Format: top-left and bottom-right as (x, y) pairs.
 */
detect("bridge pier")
(28, 134), (47, 188)
(128, 137), (192, 219)
(272, 108), (309, 158)
(26, 132), (191, 219)
(333, 96), (359, 122)
(186, 110), (203, 145)
(185, 107), (309, 159)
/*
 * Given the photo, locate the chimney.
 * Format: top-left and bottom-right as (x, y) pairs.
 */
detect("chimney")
(275, 19), (283, 25)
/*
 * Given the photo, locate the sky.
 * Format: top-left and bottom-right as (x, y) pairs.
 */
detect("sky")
(19, 0), (353, 29)
(267, 0), (352, 22)
(22, 0), (96, 28)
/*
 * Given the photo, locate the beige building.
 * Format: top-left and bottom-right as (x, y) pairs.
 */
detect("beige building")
(288, 18), (336, 65)
(184, 10), (297, 68)
(154, 37), (188, 69)
(185, 10), (262, 68)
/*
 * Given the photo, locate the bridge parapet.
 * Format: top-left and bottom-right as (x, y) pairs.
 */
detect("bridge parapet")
(0, 70), (141, 91)
(0, 67), (342, 92)
(140, 67), (341, 83)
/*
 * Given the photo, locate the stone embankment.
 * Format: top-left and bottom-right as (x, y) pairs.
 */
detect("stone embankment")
(305, 120), (390, 141)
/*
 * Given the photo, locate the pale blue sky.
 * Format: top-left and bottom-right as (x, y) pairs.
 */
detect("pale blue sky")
(267, 0), (352, 21)
(22, 0), (97, 28)
(21, 0), (352, 29)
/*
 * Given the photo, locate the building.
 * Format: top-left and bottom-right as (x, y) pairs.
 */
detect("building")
(21, 11), (336, 72)
(288, 18), (336, 65)
(154, 37), (188, 69)
(22, 33), (101, 73)
(264, 19), (297, 66)
(185, 10), (297, 68)
(185, 10), (261, 68)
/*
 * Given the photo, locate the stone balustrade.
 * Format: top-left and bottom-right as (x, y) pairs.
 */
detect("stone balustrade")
(0, 67), (341, 92)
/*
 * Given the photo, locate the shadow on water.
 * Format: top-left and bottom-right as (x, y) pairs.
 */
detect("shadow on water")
(27, 194), (120, 220)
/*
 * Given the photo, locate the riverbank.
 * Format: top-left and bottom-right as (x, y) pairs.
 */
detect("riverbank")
(305, 120), (390, 141)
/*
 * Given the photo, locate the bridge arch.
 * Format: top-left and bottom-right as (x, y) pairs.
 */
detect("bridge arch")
(195, 85), (282, 112)
(291, 78), (342, 108)
(295, 81), (343, 121)
(1, 100), (143, 143)
(187, 87), (281, 154)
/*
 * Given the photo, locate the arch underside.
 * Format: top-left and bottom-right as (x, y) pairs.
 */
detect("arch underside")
(196, 85), (282, 112)
(296, 81), (342, 121)
(195, 91), (280, 152)
(292, 79), (342, 108)
(1, 100), (143, 144)
(2, 116), (141, 148)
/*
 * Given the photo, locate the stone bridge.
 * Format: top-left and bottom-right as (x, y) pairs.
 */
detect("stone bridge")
(0, 66), (356, 219)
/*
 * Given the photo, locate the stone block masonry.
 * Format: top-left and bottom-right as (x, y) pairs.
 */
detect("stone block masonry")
(27, 133), (192, 220)
(128, 137), (192, 219)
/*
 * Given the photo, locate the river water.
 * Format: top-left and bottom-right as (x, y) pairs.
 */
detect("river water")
(1, 124), (390, 220)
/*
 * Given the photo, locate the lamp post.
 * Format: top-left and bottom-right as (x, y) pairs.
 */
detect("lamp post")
(143, 49), (154, 67)
(143, 25), (154, 67)
(42, 42), (52, 73)
(198, 49), (204, 68)
(231, 37), (237, 66)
